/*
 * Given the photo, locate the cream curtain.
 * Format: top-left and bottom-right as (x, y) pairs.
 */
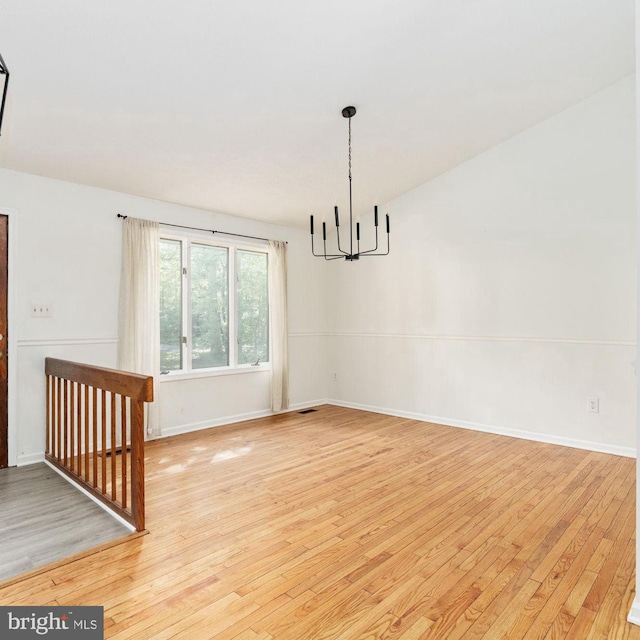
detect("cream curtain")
(268, 240), (289, 411)
(117, 217), (161, 437)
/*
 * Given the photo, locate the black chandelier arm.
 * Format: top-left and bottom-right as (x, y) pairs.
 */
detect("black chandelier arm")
(310, 226), (348, 259)
(357, 225), (379, 255)
(310, 213), (350, 258)
(333, 207), (349, 256)
(311, 212), (389, 258)
(310, 237), (343, 260)
(358, 213), (389, 256)
(323, 234), (348, 260)
(357, 240), (390, 257)
(310, 230), (325, 258)
(312, 215), (345, 259)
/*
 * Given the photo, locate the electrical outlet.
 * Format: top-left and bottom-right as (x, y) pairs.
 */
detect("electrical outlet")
(30, 304), (52, 318)
(587, 397), (599, 413)
(333, 372), (337, 381)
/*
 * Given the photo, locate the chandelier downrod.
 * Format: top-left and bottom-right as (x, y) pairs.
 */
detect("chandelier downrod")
(310, 106), (390, 261)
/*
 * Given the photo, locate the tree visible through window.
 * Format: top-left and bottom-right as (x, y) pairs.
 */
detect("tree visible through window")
(237, 250), (269, 365)
(190, 243), (229, 369)
(159, 237), (269, 373)
(159, 239), (182, 371)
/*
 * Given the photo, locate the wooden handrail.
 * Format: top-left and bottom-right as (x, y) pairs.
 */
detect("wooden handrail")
(45, 358), (153, 401)
(45, 358), (153, 531)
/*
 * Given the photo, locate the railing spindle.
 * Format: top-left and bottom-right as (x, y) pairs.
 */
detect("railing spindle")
(63, 380), (69, 467)
(92, 386), (98, 488)
(77, 383), (82, 475)
(56, 377), (62, 460)
(71, 382), (77, 474)
(53, 376), (57, 456)
(44, 358), (152, 531)
(110, 392), (117, 501)
(46, 375), (51, 455)
(84, 384), (90, 479)
(121, 395), (127, 509)
(101, 389), (107, 495)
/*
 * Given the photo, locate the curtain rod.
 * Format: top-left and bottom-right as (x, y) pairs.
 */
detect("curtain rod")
(116, 214), (286, 244)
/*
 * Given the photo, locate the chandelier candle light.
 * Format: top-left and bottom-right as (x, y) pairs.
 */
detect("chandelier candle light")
(310, 106), (390, 261)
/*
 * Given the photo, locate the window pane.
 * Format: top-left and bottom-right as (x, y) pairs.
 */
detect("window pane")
(159, 239), (182, 371)
(190, 243), (229, 368)
(237, 250), (269, 365)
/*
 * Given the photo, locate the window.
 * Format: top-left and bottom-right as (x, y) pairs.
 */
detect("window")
(159, 235), (269, 374)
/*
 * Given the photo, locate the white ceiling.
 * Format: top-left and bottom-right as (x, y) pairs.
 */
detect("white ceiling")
(0, 0), (634, 228)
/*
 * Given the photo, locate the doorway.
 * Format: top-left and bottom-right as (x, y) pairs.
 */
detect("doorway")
(0, 215), (8, 468)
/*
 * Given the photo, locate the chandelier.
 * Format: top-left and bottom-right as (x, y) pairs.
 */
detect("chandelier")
(310, 106), (390, 261)
(0, 52), (8, 136)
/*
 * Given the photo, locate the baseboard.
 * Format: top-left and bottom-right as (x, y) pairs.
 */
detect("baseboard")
(16, 452), (45, 466)
(327, 399), (636, 458)
(159, 399), (329, 439)
(43, 460), (136, 532)
(280, 399), (330, 414)
(14, 400), (329, 469)
(14, 396), (632, 467)
(628, 598), (640, 626)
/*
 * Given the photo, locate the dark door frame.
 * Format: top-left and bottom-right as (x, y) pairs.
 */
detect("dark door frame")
(0, 214), (7, 468)
(0, 207), (15, 468)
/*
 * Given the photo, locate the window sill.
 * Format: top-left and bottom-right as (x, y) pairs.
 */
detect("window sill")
(159, 365), (271, 383)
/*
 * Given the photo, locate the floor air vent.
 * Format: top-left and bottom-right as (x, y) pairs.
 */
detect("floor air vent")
(298, 409), (318, 414)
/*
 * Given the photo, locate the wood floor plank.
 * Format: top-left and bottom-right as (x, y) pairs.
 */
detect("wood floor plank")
(395, 615), (434, 639)
(0, 405), (636, 639)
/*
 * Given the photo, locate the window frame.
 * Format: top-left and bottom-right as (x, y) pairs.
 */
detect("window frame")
(159, 230), (270, 380)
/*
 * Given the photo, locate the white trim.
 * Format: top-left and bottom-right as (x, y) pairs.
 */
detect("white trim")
(161, 411), (273, 438)
(320, 332), (635, 347)
(11, 397), (326, 469)
(17, 337), (118, 348)
(43, 460), (136, 532)
(159, 399), (327, 438)
(282, 400), (328, 413)
(159, 364), (271, 382)
(628, 599), (640, 626)
(16, 451), (45, 466)
(327, 399), (636, 458)
(288, 332), (326, 337)
(254, 331), (637, 348)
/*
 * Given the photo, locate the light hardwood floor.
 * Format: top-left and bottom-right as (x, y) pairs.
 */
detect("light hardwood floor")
(0, 405), (637, 639)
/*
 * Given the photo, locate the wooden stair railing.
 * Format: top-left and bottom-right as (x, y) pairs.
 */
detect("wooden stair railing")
(45, 358), (154, 531)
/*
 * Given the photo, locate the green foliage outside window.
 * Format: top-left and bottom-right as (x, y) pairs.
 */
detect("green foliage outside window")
(237, 250), (269, 365)
(159, 239), (182, 371)
(159, 238), (269, 372)
(190, 243), (229, 368)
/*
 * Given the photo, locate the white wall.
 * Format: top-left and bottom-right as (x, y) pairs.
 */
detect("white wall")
(0, 170), (328, 464)
(1, 74), (634, 466)
(327, 75), (636, 455)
